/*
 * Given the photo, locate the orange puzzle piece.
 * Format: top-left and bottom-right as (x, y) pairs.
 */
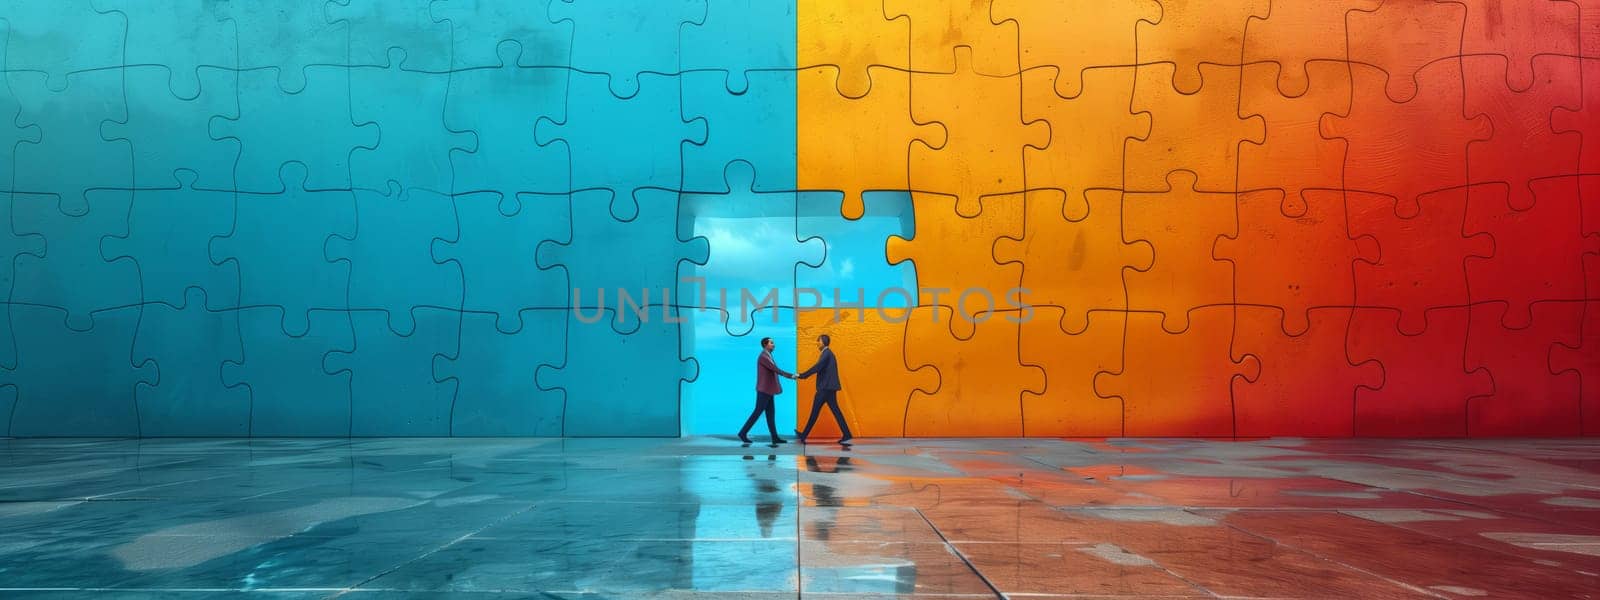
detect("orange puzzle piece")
(884, 0), (1020, 74)
(1134, 0), (1268, 94)
(796, 307), (940, 439)
(992, 189), (1153, 334)
(797, 65), (944, 219)
(1020, 65), (1149, 201)
(797, 0), (908, 97)
(991, 0), (1159, 97)
(1018, 306), (1127, 437)
(886, 192), (1025, 335)
(909, 46), (1050, 217)
(1093, 306), (1259, 437)
(1238, 60), (1350, 196)
(1126, 62), (1265, 193)
(902, 306), (1046, 437)
(1239, 0), (1380, 96)
(1122, 171), (1237, 333)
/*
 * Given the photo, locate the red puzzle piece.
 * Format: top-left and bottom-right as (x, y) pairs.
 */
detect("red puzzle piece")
(1348, 307), (1493, 437)
(1346, 0), (1465, 102)
(1465, 179), (1600, 328)
(1232, 306), (1382, 437)
(1464, 54), (1582, 212)
(1216, 189), (1374, 335)
(1467, 301), (1583, 436)
(1321, 60), (1490, 208)
(1460, 0), (1580, 92)
(1348, 187), (1494, 335)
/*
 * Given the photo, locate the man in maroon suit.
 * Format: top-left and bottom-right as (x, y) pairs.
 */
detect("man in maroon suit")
(739, 337), (794, 444)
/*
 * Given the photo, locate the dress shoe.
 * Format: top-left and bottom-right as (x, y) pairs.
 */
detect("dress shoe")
(770, 438), (788, 444)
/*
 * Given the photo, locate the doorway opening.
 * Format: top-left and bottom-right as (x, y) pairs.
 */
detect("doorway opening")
(678, 189), (914, 437)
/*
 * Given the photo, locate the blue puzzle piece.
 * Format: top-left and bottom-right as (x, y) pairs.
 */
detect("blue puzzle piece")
(11, 190), (141, 331)
(534, 71), (707, 193)
(9, 69), (130, 216)
(679, 0), (797, 93)
(433, 308), (565, 436)
(217, 0), (347, 93)
(536, 311), (697, 437)
(678, 161), (823, 335)
(210, 67), (379, 193)
(2, 1), (123, 91)
(324, 308), (458, 436)
(444, 41), (571, 196)
(6, 304), (152, 436)
(100, 170), (241, 310)
(104, 66), (239, 191)
(0, 300), (13, 372)
(537, 188), (710, 334)
(429, 0), (573, 69)
(209, 162), (355, 336)
(797, 190), (917, 308)
(430, 192), (570, 334)
(326, 0), (452, 72)
(326, 183), (463, 335)
(0, 22), (46, 169)
(682, 69), (797, 194)
(350, 52), (469, 194)
(0, 383), (14, 437)
(132, 288), (249, 436)
(0, 220), (46, 322)
(225, 307), (353, 436)
(91, 1), (237, 99)
(548, 0), (706, 98)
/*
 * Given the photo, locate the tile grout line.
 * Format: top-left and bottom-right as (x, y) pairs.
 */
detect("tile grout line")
(912, 507), (1006, 599)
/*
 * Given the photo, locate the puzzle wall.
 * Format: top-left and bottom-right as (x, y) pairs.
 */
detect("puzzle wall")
(2, 1), (1597, 438)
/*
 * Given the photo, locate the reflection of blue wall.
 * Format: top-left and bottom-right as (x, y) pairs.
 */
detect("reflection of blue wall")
(0, 1), (798, 437)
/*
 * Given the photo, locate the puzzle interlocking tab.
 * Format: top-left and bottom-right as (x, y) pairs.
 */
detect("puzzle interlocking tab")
(1, 0), (1596, 438)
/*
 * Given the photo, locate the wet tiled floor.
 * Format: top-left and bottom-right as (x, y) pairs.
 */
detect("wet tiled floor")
(1, 437), (1598, 598)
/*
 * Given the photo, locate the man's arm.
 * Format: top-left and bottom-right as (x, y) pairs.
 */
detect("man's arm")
(760, 352), (796, 379)
(798, 350), (831, 379)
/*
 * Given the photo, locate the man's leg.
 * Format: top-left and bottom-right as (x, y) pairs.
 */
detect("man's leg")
(797, 391), (827, 440)
(823, 391), (852, 441)
(760, 394), (781, 441)
(737, 393), (765, 441)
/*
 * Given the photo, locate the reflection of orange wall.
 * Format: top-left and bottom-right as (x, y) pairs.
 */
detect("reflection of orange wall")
(797, 0), (1600, 437)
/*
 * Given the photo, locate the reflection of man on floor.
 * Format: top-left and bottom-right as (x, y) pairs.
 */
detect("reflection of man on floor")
(744, 454), (783, 538)
(797, 334), (852, 445)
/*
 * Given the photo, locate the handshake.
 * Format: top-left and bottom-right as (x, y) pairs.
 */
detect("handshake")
(784, 372), (808, 380)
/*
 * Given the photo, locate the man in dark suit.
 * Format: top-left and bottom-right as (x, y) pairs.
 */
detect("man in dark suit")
(739, 337), (793, 445)
(796, 334), (852, 445)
